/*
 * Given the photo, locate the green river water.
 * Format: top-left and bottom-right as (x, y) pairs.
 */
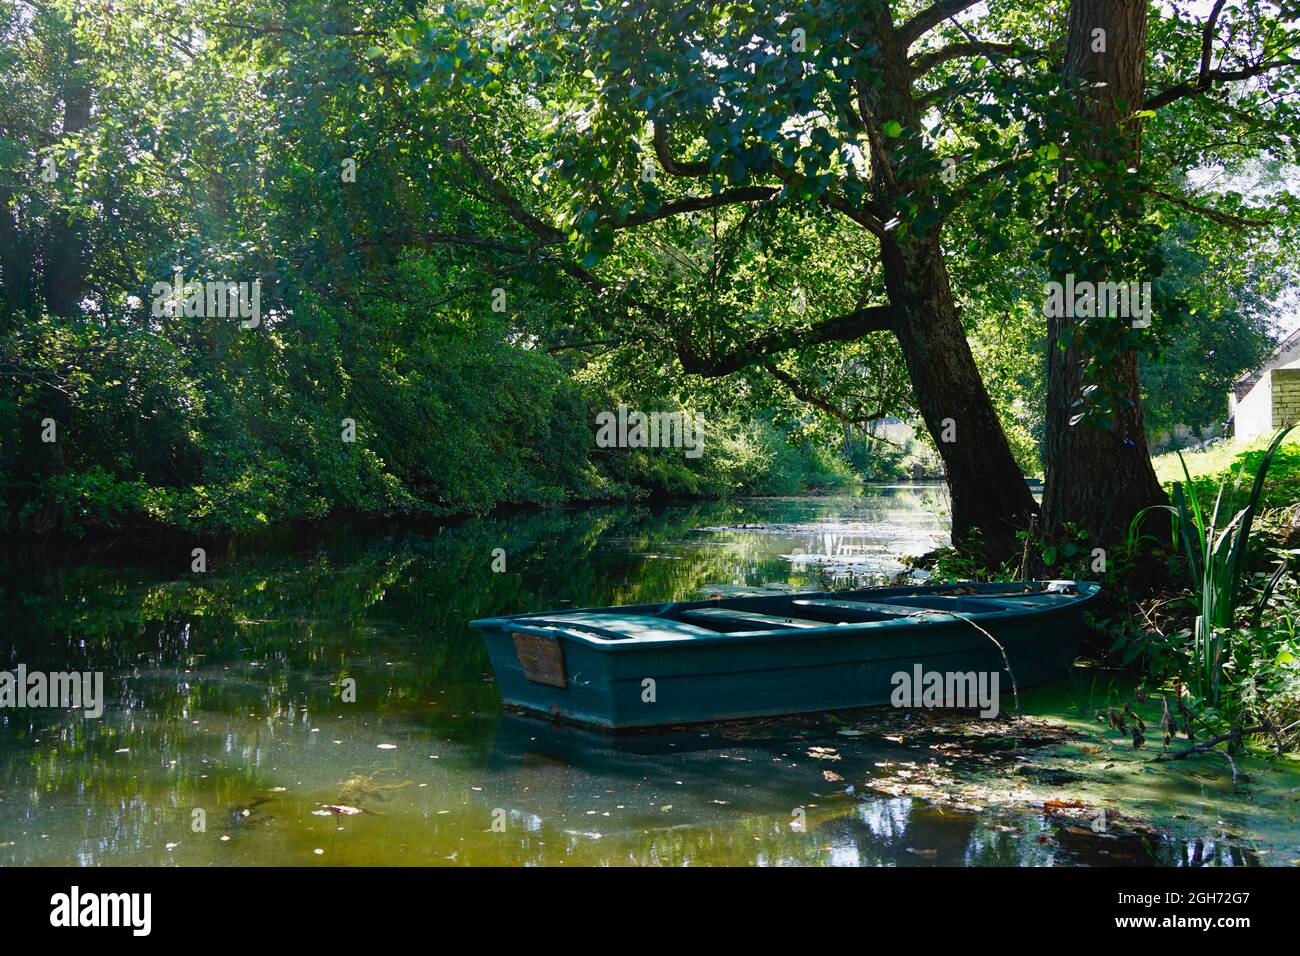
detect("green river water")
(2, 487), (1297, 866)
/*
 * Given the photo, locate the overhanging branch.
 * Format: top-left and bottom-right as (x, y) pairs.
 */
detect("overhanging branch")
(450, 137), (566, 243)
(652, 122), (709, 178)
(677, 305), (897, 378)
(1141, 186), (1270, 229)
(910, 40), (1041, 78)
(1144, 57), (1300, 111)
(762, 362), (890, 425)
(618, 186), (780, 228)
(898, 0), (983, 48)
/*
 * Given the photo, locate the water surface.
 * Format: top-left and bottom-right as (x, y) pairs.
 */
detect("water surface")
(1, 489), (1296, 866)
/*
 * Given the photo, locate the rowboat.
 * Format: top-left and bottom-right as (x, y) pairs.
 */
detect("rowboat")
(470, 580), (1099, 730)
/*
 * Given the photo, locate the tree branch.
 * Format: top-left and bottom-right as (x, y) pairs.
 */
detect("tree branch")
(943, 153), (1029, 213)
(618, 186), (780, 228)
(383, 230), (608, 291)
(1144, 57), (1300, 111)
(898, 0), (983, 48)
(1199, 1), (1230, 84)
(762, 362), (890, 425)
(456, 135), (781, 239)
(910, 40), (1040, 78)
(853, 78), (901, 194)
(819, 190), (889, 239)
(677, 305), (897, 378)
(654, 121), (890, 237)
(1141, 185), (1270, 229)
(652, 122), (709, 177)
(449, 138), (566, 243)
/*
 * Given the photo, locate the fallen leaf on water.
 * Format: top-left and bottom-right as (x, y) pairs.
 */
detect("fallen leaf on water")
(1043, 798), (1087, 811)
(823, 770), (844, 783)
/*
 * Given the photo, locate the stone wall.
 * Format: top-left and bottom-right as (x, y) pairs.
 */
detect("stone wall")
(1272, 368), (1300, 429)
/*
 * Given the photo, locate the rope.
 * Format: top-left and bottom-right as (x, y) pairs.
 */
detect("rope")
(898, 609), (1021, 716)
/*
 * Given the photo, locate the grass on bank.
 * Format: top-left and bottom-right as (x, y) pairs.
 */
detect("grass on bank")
(1152, 432), (1300, 512)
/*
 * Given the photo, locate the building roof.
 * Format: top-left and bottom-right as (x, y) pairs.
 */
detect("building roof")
(1233, 326), (1300, 400)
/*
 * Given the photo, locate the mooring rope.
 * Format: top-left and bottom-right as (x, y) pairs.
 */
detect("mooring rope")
(898, 609), (1021, 716)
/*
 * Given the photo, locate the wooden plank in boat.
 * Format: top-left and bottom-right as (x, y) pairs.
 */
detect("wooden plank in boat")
(680, 607), (827, 629)
(518, 613), (715, 641)
(794, 598), (937, 617)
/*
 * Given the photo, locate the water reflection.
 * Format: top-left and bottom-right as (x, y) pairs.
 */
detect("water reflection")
(0, 491), (1283, 865)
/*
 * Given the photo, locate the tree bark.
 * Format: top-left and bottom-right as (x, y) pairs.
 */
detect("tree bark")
(883, 233), (1038, 560)
(1043, 0), (1168, 547)
(862, 7), (1039, 561)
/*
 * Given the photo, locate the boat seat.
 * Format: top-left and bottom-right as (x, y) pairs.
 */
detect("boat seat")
(972, 593), (1077, 607)
(798, 596), (1021, 617)
(513, 613), (717, 641)
(794, 598), (949, 617)
(679, 607), (832, 629)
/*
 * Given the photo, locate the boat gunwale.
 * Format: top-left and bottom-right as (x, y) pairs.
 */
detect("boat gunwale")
(469, 580), (1100, 651)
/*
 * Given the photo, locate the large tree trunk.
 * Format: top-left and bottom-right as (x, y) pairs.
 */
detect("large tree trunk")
(1042, 0), (1167, 547)
(858, 6), (1038, 562)
(883, 233), (1039, 560)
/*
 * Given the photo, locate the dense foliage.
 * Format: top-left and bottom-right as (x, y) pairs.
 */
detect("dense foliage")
(1, 0), (1297, 545)
(0, 0), (873, 534)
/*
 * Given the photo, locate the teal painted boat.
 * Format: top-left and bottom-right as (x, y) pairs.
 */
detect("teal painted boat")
(470, 580), (1099, 730)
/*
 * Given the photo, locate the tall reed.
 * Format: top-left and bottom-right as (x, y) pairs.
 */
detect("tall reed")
(1130, 425), (1296, 706)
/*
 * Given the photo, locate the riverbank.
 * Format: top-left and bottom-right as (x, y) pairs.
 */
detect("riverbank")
(2, 416), (867, 539)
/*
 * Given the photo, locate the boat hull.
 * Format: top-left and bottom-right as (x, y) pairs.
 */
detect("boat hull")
(473, 582), (1097, 730)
